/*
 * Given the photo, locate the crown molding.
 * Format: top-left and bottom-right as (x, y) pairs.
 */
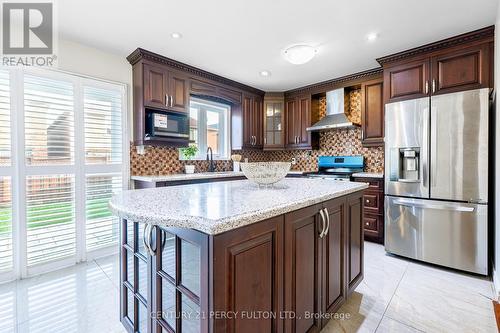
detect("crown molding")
(127, 48), (265, 96)
(284, 67), (383, 97)
(376, 25), (494, 66)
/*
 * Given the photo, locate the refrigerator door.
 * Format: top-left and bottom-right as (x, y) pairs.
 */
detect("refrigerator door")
(385, 196), (488, 275)
(385, 97), (430, 198)
(430, 88), (489, 203)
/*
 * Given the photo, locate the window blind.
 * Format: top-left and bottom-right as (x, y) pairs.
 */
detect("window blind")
(0, 177), (12, 272)
(26, 175), (75, 266)
(0, 71), (10, 167)
(85, 174), (122, 250)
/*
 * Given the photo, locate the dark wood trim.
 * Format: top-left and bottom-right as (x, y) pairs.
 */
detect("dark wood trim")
(376, 26), (494, 66)
(127, 48), (264, 96)
(494, 301), (500, 331)
(284, 67), (383, 97)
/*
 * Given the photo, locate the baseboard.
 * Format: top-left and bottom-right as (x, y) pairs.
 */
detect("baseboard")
(493, 267), (500, 300)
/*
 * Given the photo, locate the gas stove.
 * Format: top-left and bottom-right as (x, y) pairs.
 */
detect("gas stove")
(305, 156), (364, 181)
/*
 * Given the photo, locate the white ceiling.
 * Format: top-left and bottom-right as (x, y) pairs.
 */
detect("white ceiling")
(59, 0), (498, 91)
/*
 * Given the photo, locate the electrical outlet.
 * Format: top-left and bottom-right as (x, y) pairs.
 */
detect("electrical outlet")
(291, 157), (297, 165)
(136, 145), (145, 155)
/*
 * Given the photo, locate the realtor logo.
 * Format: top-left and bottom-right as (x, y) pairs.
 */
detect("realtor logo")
(1, 1), (57, 66)
(3, 2), (53, 54)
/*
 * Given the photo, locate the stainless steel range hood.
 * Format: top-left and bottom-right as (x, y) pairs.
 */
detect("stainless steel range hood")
(306, 88), (355, 131)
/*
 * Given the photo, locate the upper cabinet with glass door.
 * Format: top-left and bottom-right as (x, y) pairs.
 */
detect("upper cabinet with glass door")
(263, 94), (285, 150)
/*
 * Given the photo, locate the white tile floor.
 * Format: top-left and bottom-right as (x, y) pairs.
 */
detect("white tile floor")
(0, 242), (496, 333)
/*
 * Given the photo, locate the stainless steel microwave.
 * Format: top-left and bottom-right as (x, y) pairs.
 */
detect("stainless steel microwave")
(145, 111), (189, 139)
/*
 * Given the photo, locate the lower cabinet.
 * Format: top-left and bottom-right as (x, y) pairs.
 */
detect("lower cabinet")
(120, 191), (364, 333)
(352, 177), (385, 244)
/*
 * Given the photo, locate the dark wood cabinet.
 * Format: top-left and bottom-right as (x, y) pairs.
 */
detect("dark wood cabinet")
(320, 197), (347, 326)
(284, 204), (322, 333)
(213, 215), (284, 333)
(383, 59), (430, 103)
(361, 79), (384, 147)
(120, 190), (365, 333)
(352, 177), (384, 244)
(263, 94), (285, 150)
(242, 93), (263, 149)
(380, 27), (493, 103)
(168, 71), (189, 113)
(431, 43), (490, 95)
(143, 63), (170, 110)
(346, 192), (364, 294)
(285, 95), (318, 150)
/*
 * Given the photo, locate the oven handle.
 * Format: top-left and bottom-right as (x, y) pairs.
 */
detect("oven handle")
(147, 132), (189, 139)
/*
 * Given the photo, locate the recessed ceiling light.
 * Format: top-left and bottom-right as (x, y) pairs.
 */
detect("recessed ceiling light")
(366, 32), (378, 42)
(171, 32), (182, 39)
(283, 44), (317, 65)
(260, 70), (271, 77)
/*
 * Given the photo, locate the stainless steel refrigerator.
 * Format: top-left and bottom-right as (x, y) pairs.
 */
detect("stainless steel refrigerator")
(384, 88), (489, 275)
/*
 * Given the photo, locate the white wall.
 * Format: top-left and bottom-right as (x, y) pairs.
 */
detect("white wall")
(57, 39), (133, 135)
(494, 0), (500, 298)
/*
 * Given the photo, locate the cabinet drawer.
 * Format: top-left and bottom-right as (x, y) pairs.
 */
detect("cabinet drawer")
(363, 215), (379, 231)
(352, 177), (384, 192)
(363, 194), (379, 210)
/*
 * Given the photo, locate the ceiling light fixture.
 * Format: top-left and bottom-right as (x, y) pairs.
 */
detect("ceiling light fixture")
(283, 44), (317, 65)
(260, 70), (271, 77)
(366, 32), (378, 42)
(171, 32), (182, 39)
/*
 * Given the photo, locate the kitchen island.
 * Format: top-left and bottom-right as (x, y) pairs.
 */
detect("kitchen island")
(110, 178), (368, 333)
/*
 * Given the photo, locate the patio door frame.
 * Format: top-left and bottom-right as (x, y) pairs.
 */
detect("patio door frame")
(1, 67), (129, 281)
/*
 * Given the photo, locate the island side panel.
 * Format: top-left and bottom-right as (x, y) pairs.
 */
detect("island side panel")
(211, 215), (284, 333)
(346, 191), (364, 294)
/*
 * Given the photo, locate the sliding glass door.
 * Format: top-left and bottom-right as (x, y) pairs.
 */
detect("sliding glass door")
(0, 68), (128, 281)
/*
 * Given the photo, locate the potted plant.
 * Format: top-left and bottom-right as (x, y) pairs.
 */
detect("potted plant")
(179, 145), (198, 174)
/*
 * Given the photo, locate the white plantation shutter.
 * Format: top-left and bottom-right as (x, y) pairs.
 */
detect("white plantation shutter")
(85, 174), (121, 250)
(0, 177), (12, 272)
(24, 75), (74, 166)
(0, 68), (126, 280)
(84, 86), (123, 164)
(26, 175), (75, 266)
(0, 71), (10, 166)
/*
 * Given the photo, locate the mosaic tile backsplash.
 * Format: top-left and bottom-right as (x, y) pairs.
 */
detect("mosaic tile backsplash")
(130, 90), (384, 176)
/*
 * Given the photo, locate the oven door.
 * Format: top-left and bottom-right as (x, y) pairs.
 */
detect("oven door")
(146, 112), (189, 138)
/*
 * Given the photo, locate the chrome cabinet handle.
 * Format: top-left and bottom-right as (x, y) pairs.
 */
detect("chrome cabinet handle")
(165, 94), (168, 106)
(170, 95), (174, 107)
(432, 79), (436, 93)
(264, 137), (267, 144)
(144, 224), (156, 256)
(142, 224), (150, 254)
(425, 81), (429, 94)
(324, 208), (330, 236)
(319, 209), (326, 238)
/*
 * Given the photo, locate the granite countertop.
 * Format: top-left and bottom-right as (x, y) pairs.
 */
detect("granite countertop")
(110, 178), (368, 235)
(351, 172), (384, 179)
(131, 170), (306, 183)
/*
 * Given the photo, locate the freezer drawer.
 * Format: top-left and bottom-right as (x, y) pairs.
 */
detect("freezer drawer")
(385, 196), (488, 275)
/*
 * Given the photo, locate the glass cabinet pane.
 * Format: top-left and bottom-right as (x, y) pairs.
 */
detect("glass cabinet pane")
(161, 230), (176, 278)
(181, 294), (200, 333)
(138, 300), (148, 333)
(266, 117), (274, 131)
(138, 257), (148, 299)
(126, 250), (134, 286)
(274, 132), (281, 144)
(274, 116), (281, 130)
(266, 104), (274, 117)
(162, 280), (177, 330)
(181, 240), (200, 295)
(126, 288), (135, 323)
(137, 223), (146, 256)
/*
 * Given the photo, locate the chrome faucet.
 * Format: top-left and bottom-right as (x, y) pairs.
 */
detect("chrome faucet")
(206, 147), (215, 172)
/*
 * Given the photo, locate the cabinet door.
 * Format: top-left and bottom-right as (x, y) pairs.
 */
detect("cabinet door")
(321, 198), (346, 325)
(297, 95), (311, 147)
(431, 43), (490, 95)
(120, 220), (152, 333)
(285, 98), (298, 147)
(284, 205), (322, 333)
(345, 192), (364, 295)
(143, 64), (168, 110)
(153, 227), (209, 333)
(213, 216), (284, 333)
(253, 96), (264, 148)
(263, 101), (284, 149)
(384, 59), (430, 103)
(168, 71), (189, 113)
(242, 95), (254, 148)
(361, 79), (384, 146)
